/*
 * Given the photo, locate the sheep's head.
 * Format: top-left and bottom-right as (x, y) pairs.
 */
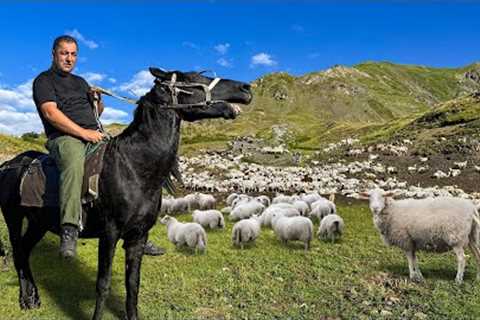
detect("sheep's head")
(160, 215), (174, 225)
(358, 189), (394, 215)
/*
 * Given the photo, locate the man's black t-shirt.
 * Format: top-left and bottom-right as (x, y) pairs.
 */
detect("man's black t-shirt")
(33, 67), (98, 139)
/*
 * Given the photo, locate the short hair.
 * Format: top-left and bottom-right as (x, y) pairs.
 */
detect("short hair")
(52, 35), (78, 52)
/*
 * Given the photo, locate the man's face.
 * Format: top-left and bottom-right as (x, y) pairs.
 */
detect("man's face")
(52, 41), (77, 73)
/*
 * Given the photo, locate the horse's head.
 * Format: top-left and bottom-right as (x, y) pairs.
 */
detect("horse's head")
(145, 67), (252, 120)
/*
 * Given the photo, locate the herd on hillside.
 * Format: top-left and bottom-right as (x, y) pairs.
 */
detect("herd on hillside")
(159, 189), (480, 284)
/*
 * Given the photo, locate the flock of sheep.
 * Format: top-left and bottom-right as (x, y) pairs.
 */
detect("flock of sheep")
(159, 189), (480, 284)
(159, 191), (344, 253)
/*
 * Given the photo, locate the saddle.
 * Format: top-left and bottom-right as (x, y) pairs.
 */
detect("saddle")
(19, 143), (108, 207)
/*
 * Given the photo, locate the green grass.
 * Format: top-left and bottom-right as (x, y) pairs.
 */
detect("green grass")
(1, 199), (480, 319)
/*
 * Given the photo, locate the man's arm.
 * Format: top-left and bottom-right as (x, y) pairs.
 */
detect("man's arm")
(40, 102), (103, 143)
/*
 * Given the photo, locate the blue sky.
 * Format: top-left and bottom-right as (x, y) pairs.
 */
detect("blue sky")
(0, 1), (479, 135)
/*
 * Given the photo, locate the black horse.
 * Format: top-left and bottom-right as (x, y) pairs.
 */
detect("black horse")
(0, 67), (252, 320)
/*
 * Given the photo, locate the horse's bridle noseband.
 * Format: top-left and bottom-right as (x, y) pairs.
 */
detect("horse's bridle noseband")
(157, 73), (225, 109)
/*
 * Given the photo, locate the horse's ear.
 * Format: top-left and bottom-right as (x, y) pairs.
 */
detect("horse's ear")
(149, 67), (168, 80)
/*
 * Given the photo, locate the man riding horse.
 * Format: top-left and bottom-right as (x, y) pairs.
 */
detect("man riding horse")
(33, 35), (163, 258)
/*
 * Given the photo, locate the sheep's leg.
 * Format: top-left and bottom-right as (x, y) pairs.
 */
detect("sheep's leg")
(92, 232), (120, 320)
(468, 242), (480, 280)
(124, 237), (147, 320)
(453, 246), (466, 284)
(405, 250), (423, 282)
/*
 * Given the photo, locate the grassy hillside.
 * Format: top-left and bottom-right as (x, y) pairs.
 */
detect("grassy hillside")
(0, 61), (479, 158)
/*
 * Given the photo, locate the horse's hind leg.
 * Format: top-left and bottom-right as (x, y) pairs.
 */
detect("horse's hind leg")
(4, 207), (45, 309)
(18, 217), (48, 308)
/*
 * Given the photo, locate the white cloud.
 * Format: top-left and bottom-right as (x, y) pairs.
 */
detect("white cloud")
(66, 29), (99, 49)
(214, 43), (230, 55)
(0, 80), (36, 112)
(0, 79), (43, 135)
(250, 53), (277, 67)
(100, 107), (129, 124)
(108, 77), (117, 84)
(80, 72), (106, 84)
(217, 58), (232, 68)
(118, 70), (154, 97)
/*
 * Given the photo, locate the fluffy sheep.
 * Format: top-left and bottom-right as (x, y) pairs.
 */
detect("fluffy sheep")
(255, 195), (271, 207)
(318, 214), (344, 243)
(160, 215), (207, 253)
(310, 195), (336, 221)
(271, 212), (313, 251)
(229, 200), (265, 221)
(292, 200), (310, 216)
(360, 188), (480, 284)
(192, 209), (225, 229)
(260, 204), (300, 228)
(231, 215), (262, 249)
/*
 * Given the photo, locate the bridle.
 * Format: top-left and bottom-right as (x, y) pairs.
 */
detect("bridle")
(92, 72), (228, 110)
(156, 72), (225, 109)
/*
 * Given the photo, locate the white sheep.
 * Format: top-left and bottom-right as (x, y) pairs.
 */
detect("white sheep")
(360, 189), (480, 284)
(260, 204), (300, 228)
(292, 200), (310, 216)
(310, 196), (336, 221)
(231, 215), (262, 249)
(169, 197), (189, 214)
(192, 209), (225, 229)
(271, 212), (314, 251)
(229, 200), (265, 221)
(255, 195), (271, 207)
(318, 214), (344, 243)
(226, 193), (239, 206)
(160, 215), (207, 253)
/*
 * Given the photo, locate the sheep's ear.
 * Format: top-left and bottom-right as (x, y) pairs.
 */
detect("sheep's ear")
(358, 192), (370, 200)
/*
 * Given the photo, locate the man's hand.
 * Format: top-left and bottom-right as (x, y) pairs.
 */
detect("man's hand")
(81, 129), (103, 143)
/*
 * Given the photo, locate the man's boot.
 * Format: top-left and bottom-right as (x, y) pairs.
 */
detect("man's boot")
(60, 224), (79, 259)
(143, 240), (166, 256)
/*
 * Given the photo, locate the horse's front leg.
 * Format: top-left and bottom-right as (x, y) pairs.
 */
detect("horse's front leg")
(92, 232), (119, 320)
(124, 235), (147, 320)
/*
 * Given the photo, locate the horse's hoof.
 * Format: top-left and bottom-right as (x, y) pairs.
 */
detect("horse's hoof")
(20, 295), (41, 309)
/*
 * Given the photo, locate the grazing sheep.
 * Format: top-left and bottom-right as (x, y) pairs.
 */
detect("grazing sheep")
(192, 210), (225, 229)
(229, 200), (265, 221)
(260, 204), (300, 228)
(160, 215), (207, 253)
(226, 193), (240, 206)
(360, 189), (480, 284)
(198, 193), (217, 210)
(292, 200), (310, 216)
(231, 195), (252, 209)
(160, 198), (174, 214)
(300, 192), (323, 206)
(255, 195), (271, 207)
(310, 197), (336, 221)
(170, 197), (189, 214)
(184, 193), (200, 211)
(271, 212), (313, 251)
(318, 214), (344, 243)
(272, 194), (299, 205)
(231, 215), (262, 249)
